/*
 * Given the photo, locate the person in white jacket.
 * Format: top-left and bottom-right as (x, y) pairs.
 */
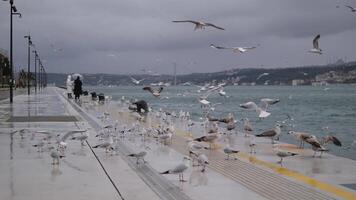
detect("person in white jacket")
(66, 75), (73, 98)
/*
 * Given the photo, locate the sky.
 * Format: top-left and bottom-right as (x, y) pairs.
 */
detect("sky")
(0, 0), (356, 75)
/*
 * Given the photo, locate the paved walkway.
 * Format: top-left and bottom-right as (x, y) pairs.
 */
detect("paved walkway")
(1, 87), (356, 200)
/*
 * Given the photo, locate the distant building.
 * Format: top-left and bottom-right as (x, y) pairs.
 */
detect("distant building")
(311, 81), (328, 86)
(292, 79), (305, 86)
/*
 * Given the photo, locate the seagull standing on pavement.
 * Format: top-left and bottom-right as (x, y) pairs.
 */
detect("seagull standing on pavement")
(223, 145), (239, 160)
(273, 146), (298, 165)
(160, 156), (191, 182)
(127, 151), (147, 164)
(173, 20), (225, 30)
(256, 124), (282, 144)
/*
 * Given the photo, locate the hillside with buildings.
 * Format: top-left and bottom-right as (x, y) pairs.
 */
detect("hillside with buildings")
(47, 61), (356, 87)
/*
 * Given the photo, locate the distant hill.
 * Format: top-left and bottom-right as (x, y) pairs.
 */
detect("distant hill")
(48, 61), (356, 86)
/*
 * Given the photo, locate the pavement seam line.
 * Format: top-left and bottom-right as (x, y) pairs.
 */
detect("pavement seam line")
(56, 89), (125, 200)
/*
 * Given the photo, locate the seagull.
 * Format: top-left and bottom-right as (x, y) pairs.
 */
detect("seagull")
(127, 151), (147, 164)
(92, 138), (114, 153)
(160, 156), (191, 182)
(194, 133), (220, 149)
(50, 148), (64, 165)
(242, 118), (253, 137)
(33, 139), (45, 152)
(321, 135), (342, 147)
(71, 132), (89, 146)
(273, 146), (298, 165)
(345, 5), (356, 12)
(305, 135), (327, 157)
(218, 89), (227, 97)
(223, 145), (239, 160)
(256, 124), (282, 144)
(240, 102), (270, 118)
(187, 140), (208, 155)
(173, 20), (225, 30)
(130, 77), (145, 85)
(240, 98), (279, 118)
(143, 86), (164, 97)
(308, 34), (322, 55)
(196, 153), (209, 172)
(287, 131), (311, 148)
(210, 44), (258, 54)
(257, 73), (269, 80)
(57, 129), (87, 143)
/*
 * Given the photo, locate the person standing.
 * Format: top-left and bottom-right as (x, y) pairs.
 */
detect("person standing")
(73, 76), (82, 101)
(66, 75), (73, 99)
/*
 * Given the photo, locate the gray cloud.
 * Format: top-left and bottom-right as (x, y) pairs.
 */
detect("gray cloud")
(1, 0), (356, 75)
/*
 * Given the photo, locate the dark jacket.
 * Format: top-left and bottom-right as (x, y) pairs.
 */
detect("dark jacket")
(73, 78), (82, 95)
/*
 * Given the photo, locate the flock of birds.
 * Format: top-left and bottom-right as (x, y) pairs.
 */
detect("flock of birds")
(75, 72), (356, 184)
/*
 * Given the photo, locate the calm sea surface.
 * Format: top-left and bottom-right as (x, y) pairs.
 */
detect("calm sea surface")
(86, 85), (356, 160)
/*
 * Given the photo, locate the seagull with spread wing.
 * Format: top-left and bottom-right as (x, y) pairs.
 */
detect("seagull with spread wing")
(308, 34), (322, 54)
(143, 86), (164, 97)
(345, 5), (356, 12)
(173, 20), (225, 30)
(130, 77), (145, 85)
(210, 44), (258, 54)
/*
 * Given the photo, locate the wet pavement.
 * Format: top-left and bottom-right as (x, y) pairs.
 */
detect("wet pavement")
(1, 87), (356, 200)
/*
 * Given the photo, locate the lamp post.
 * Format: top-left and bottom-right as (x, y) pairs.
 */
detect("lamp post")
(24, 34), (32, 95)
(39, 60), (43, 90)
(32, 50), (38, 93)
(3, 0), (22, 103)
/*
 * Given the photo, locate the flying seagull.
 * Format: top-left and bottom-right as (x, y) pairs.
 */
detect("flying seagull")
(143, 86), (164, 97)
(308, 34), (322, 55)
(257, 73), (269, 80)
(240, 98), (279, 118)
(345, 5), (356, 12)
(210, 44), (258, 54)
(173, 20), (225, 30)
(130, 77), (145, 85)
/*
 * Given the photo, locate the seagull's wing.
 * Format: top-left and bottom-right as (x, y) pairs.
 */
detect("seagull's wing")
(313, 34), (320, 49)
(257, 73), (268, 80)
(240, 101), (258, 110)
(172, 20), (198, 24)
(205, 23), (225, 30)
(242, 46), (257, 50)
(138, 78), (145, 82)
(210, 44), (231, 50)
(345, 5), (354, 10)
(143, 87), (154, 94)
(130, 77), (138, 82)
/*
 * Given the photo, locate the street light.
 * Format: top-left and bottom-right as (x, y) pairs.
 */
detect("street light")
(24, 34), (32, 95)
(3, 0), (22, 103)
(32, 50), (38, 93)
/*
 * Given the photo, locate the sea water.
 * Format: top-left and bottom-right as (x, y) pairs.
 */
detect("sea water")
(86, 85), (356, 160)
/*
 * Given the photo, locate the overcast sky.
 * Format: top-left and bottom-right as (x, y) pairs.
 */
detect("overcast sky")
(1, 0), (356, 75)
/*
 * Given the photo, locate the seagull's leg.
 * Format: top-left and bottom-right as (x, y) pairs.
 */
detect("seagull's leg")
(313, 151), (316, 157)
